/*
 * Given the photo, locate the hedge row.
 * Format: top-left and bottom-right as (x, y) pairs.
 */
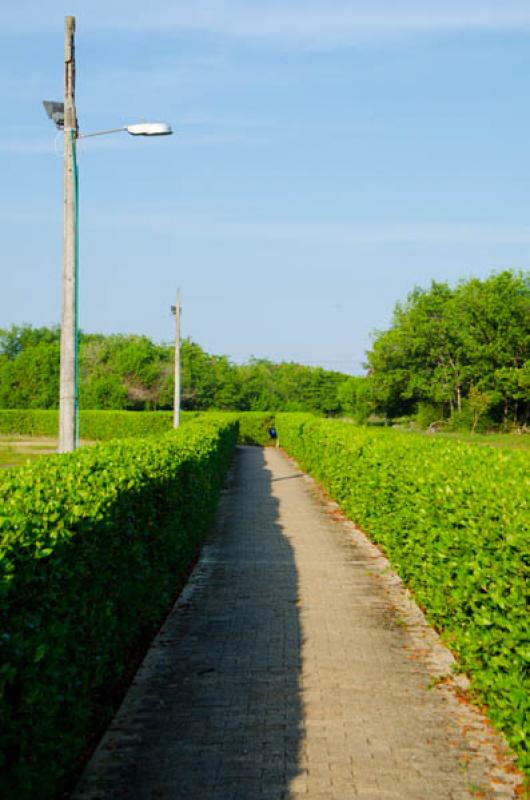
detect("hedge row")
(0, 409), (272, 444)
(0, 409), (182, 439)
(276, 414), (530, 773)
(0, 415), (238, 799)
(0, 409), (59, 437)
(237, 412), (276, 446)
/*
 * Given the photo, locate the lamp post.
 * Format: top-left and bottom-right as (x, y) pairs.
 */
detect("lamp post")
(43, 16), (172, 453)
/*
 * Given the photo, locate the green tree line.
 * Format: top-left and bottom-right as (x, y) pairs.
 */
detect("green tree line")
(366, 270), (530, 429)
(2, 270), (527, 427)
(0, 327), (352, 415)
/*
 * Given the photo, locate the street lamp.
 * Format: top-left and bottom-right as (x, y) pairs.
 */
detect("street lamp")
(80, 122), (173, 138)
(43, 16), (172, 453)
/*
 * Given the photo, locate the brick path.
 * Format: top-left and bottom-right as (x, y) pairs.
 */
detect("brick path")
(73, 446), (520, 800)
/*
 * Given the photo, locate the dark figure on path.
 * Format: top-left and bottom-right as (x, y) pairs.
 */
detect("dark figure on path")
(268, 426), (277, 441)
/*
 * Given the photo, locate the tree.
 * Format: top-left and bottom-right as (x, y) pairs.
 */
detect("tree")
(337, 376), (374, 422)
(0, 325), (354, 415)
(366, 271), (530, 428)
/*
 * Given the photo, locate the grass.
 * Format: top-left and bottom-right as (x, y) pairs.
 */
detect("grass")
(420, 430), (530, 451)
(0, 436), (58, 469)
(0, 448), (48, 469)
(0, 436), (104, 469)
(359, 419), (530, 451)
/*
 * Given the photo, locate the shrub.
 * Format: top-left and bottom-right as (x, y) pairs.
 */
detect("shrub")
(415, 402), (444, 429)
(0, 409), (177, 440)
(236, 412), (276, 446)
(80, 410), (174, 439)
(0, 409), (270, 444)
(0, 415), (238, 798)
(276, 413), (530, 773)
(0, 409), (58, 437)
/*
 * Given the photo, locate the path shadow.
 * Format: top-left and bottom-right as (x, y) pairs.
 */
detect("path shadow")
(73, 446), (303, 800)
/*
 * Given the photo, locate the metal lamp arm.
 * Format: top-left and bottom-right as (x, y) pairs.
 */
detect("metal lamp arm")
(78, 127), (127, 139)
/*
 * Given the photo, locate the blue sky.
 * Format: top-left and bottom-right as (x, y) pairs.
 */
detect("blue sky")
(1, 1), (530, 373)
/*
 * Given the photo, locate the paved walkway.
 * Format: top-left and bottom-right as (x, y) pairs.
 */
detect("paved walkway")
(73, 446), (520, 800)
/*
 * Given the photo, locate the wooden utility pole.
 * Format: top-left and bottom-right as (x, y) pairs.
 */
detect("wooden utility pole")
(173, 289), (181, 428)
(59, 15), (78, 452)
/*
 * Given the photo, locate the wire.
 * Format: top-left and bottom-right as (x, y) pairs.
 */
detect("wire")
(70, 129), (80, 448)
(53, 132), (64, 158)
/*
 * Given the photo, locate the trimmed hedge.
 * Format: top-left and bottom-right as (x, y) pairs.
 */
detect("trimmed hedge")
(276, 413), (530, 773)
(0, 409), (272, 444)
(236, 412), (276, 446)
(0, 409), (183, 440)
(81, 410), (175, 439)
(0, 409), (58, 437)
(0, 415), (238, 798)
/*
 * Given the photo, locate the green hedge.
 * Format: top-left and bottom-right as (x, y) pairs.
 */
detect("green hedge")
(0, 409), (274, 445)
(276, 413), (530, 773)
(0, 415), (238, 799)
(0, 409), (59, 437)
(0, 409), (182, 439)
(236, 412), (276, 446)
(80, 410), (174, 439)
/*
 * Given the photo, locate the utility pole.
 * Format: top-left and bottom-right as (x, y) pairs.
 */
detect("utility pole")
(43, 18), (172, 450)
(59, 15), (78, 452)
(172, 289), (181, 428)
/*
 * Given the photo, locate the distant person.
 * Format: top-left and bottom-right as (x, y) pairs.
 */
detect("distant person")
(268, 426), (277, 442)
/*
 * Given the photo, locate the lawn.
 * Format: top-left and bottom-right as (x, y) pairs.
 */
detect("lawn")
(420, 430), (530, 451)
(0, 437), (58, 469)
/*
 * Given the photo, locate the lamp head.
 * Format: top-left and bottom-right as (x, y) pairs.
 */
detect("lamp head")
(126, 122), (172, 137)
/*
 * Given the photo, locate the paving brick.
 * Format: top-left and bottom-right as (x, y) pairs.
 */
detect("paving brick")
(73, 446), (522, 800)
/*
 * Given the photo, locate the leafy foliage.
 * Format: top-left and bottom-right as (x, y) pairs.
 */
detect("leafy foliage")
(0, 415), (238, 798)
(336, 376), (374, 423)
(0, 409), (179, 438)
(236, 412), (276, 446)
(0, 410), (59, 437)
(367, 270), (530, 427)
(0, 327), (354, 415)
(0, 409), (274, 446)
(277, 414), (530, 773)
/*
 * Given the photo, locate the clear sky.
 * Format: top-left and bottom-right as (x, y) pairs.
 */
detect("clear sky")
(1, 1), (530, 374)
